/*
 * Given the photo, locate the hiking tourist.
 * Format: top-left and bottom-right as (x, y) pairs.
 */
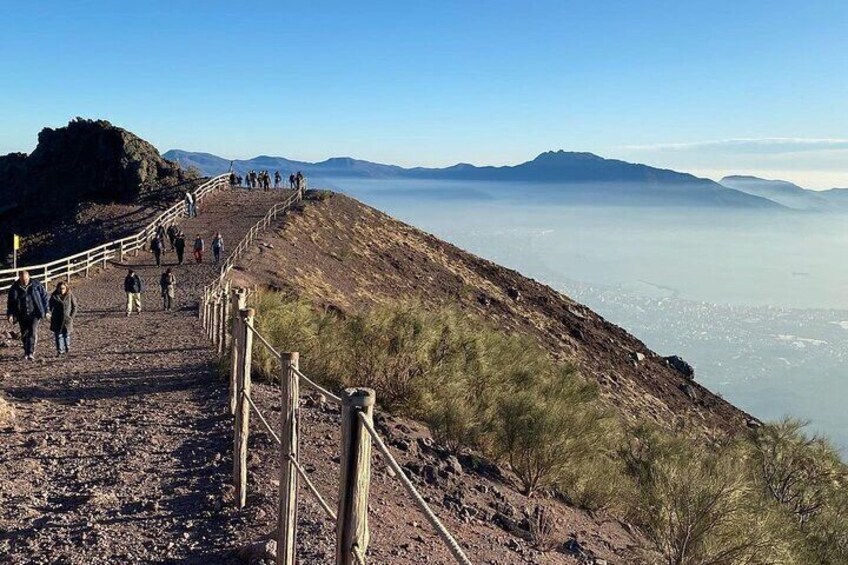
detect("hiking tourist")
(174, 231), (186, 265)
(124, 268), (143, 316)
(49, 281), (77, 356)
(160, 268), (176, 311)
(295, 171), (306, 195)
(274, 170), (281, 188)
(167, 223), (178, 250)
(184, 191), (193, 217)
(151, 235), (164, 267)
(289, 173), (295, 189)
(212, 231), (224, 265)
(155, 224), (166, 243)
(229, 171), (237, 186)
(6, 270), (49, 360)
(193, 234), (204, 263)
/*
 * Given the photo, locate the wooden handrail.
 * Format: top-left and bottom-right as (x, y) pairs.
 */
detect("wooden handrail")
(0, 174), (230, 291)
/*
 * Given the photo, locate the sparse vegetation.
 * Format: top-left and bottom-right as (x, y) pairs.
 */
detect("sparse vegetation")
(526, 503), (557, 551)
(250, 290), (848, 563)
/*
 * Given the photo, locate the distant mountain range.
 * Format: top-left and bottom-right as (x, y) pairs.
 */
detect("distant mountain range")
(163, 148), (842, 210)
(720, 175), (848, 211)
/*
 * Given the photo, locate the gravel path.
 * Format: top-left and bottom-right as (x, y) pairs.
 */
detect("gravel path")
(0, 188), (293, 564)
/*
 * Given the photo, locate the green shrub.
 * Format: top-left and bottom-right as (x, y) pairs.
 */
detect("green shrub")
(635, 444), (795, 565)
(746, 419), (848, 564)
(250, 291), (620, 503)
(490, 370), (610, 496)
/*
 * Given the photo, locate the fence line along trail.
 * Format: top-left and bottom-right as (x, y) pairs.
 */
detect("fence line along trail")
(0, 187), (295, 564)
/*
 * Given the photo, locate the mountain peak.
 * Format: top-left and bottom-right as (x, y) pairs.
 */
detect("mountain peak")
(531, 150), (603, 164)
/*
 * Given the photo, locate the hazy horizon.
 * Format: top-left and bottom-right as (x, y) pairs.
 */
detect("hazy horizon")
(330, 177), (848, 454)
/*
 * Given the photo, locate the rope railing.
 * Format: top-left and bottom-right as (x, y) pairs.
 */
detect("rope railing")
(197, 189), (473, 564)
(219, 307), (473, 564)
(289, 454), (337, 522)
(242, 323), (343, 404)
(244, 392), (282, 446)
(358, 412), (474, 565)
(0, 174), (230, 292)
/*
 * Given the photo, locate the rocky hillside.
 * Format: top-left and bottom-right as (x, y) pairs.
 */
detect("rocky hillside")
(231, 192), (753, 440)
(0, 118), (198, 264)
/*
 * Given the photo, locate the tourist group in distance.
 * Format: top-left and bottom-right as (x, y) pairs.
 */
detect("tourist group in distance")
(228, 169), (305, 192)
(5, 173), (306, 361)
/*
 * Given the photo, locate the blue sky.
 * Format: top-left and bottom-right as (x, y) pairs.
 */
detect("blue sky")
(1, 0), (846, 188)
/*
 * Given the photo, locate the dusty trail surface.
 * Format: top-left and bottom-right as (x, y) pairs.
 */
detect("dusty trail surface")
(0, 188), (292, 564)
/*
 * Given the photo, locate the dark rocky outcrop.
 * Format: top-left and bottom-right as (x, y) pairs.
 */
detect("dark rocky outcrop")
(1, 118), (193, 209)
(0, 118), (200, 263)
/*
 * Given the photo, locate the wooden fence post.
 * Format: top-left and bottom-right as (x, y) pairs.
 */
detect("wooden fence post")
(85, 251), (91, 277)
(229, 288), (247, 415)
(233, 307), (255, 509)
(211, 295), (220, 347)
(277, 352), (300, 565)
(218, 289), (230, 357)
(336, 388), (375, 565)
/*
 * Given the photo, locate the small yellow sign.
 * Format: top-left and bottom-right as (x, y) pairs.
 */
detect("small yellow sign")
(13, 234), (20, 251)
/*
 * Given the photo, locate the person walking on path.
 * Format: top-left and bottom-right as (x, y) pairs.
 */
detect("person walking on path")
(159, 268), (176, 312)
(124, 268), (144, 316)
(49, 281), (77, 356)
(155, 224), (166, 242)
(185, 192), (198, 218)
(295, 171), (305, 195)
(6, 270), (49, 360)
(174, 231), (186, 265)
(166, 223), (178, 251)
(193, 234), (204, 264)
(151, 235), (164, 267)
(211, 232), (224, 265)
(274, 170), (281, 188)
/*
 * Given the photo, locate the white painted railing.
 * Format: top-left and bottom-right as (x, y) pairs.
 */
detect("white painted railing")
(0, 174), (230, 292)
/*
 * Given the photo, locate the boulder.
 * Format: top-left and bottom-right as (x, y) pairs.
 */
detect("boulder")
(237, 538), (277, 563)
(664, 355), (695, 379)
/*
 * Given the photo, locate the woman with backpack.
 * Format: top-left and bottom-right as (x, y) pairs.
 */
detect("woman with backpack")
(49, 281), (78, 356)
(160, 268), (176, 311)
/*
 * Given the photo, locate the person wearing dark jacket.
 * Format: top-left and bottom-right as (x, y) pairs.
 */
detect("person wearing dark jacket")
(6, 270), (49, 360)
(159, 268), (176, 311)
(174, 232), (186, 265)
(151, 235), (164, 267)
(166, 224), (178, 251)
(49, 281), (78, 355)
(124, 269), (144, 316)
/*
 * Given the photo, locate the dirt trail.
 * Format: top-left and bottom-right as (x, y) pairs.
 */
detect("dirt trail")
(0, 188), (293, 564)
